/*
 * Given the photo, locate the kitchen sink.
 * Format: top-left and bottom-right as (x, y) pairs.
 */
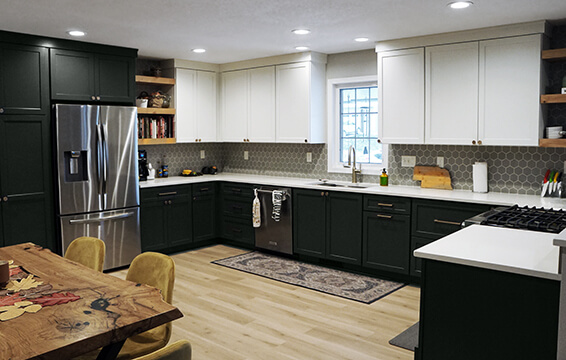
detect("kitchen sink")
(307, 181), (373, 189)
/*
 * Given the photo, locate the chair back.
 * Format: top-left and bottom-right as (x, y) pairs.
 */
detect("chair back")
(126, 252), (175, 304)
(136, 339), (192, 360)
(64, 236), (106, 272)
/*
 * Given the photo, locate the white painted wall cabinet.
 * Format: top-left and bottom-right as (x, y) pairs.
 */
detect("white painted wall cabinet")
(377, 48), (425, 144)
(172, 68), (217, 143)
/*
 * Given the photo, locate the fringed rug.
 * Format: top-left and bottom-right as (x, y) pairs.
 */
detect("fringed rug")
(212, 251), (405, 304)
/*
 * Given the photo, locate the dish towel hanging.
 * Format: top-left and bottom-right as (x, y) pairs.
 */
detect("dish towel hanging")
(252, 189), (261, 228)
(272, 190), (283, 222)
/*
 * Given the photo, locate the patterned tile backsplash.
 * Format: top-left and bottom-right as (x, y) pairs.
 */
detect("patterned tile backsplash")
(140, 142), (566, 195)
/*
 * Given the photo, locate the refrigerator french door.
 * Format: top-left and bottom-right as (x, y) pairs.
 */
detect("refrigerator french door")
(55, 104), (141, 270)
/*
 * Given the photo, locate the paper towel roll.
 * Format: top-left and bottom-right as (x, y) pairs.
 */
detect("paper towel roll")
(473, 162), (488, 193)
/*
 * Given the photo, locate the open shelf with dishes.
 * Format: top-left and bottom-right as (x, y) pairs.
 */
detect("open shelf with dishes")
(540, 48), (566, 147)
(136, 75), (176, 145)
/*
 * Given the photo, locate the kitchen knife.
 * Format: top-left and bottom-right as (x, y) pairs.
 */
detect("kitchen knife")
(541, 169), (551, 197)
(553, 172), (560, 193)
(547, 170), (556, 196)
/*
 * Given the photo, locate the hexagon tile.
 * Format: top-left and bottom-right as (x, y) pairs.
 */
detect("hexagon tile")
(141, 142), (566, 196)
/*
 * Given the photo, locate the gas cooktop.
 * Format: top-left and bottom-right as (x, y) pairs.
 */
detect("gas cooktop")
(473, 205), (566, 234)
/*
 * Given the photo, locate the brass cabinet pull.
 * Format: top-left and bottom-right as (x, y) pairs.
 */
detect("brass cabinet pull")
(377, 203), (393, 207)
(231, 188), (242, 192)
(2, 196), (8, 202)
(472, 140), (476, 145)
(434, 219), (461, 226)
(478, 140), (483, 145)
(200, 187), (209, 192)
(320, 192), (325, 196)
(0, 108), (4, 114)
(231, 228), (242, 233)
(158, 191), (177, 196)
(377, 214), (392, 219)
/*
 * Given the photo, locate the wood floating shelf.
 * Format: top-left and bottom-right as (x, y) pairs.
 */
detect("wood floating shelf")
(135, 75), (175, 85)
(540, 94), (566, 104)
(137, 107), (176, 115)
(539, 138), (566, 148)
(138, 138), (176, 145)
(541, 48), (566, 62)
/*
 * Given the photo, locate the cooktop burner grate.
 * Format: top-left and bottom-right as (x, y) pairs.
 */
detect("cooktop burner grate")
(481, 205), (566, 233)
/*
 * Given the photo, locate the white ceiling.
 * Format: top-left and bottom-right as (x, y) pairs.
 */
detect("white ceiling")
(1, 0), (566, 64)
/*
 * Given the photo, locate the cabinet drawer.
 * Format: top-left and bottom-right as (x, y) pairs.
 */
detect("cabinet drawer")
(364, 195), (410, 214)
(220, 182), (253, 198)
(192, 182), (216, 197)
(141, 185), (191, 201)
(221, 217), (254, 245)
(412, 199), (490, 239)
(222, 198), (251, 219)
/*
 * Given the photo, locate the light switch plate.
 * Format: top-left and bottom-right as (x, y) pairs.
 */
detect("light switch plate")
(200, 150), (205, 159)
(437, 156), (444, 168)
(244, 151), (249, 160)
(306, 152), (312, 163)
(401, 155), (416, 167)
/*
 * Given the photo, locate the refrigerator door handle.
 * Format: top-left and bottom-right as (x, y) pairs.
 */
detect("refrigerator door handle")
(68, 212), (135, 225)
(102, 123), (109, 199)
(96, 124), (104, 197)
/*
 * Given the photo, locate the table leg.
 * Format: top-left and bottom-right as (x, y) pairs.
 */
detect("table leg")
(96, 339), (126, 360)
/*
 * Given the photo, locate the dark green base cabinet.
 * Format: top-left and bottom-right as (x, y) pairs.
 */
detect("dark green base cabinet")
(140, 185), (192, 252)
(192, 182), (217, 242)
(294, 189), (362, 265)
(417, 259), (559, 360)
(219, 182), (254, 247)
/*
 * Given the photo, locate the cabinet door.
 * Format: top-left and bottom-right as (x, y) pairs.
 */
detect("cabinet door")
(293, 189), (326, 257)
(0, 43), (49, 115)
(196, 71), (217, 142)
(50, 49), (95, 101)
(410, 236), (436, 277)
(326, 192), (362, 265)
(222, 70), (248, 142)
(478, 34), (542, 146)
(193, 194), (216, 243)
(378, 48), (425, 144)
(96, 54), (135, 104)
(0, 115), (54, 250)
(140, 197), (167, 252)
(175, 68), (197, 142)
(249, 66), (275, 142)
(425, 42), (479, 145)
(363, 212), (410, 274)
(168, 193), (192, 247)
(276, 62), (310, 143)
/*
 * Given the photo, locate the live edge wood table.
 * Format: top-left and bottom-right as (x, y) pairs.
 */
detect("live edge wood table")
(0, 243), (183, 360)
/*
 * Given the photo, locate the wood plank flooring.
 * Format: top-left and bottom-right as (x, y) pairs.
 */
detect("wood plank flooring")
(111, 245), (420, 359)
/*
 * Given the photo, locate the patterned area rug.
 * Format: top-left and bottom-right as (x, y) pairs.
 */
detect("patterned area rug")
(212, 252), (405, 304)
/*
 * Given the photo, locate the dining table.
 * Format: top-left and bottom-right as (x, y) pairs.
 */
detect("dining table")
(0, 243), (183, 360)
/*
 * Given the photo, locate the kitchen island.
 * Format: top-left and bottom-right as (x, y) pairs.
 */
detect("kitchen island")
(414, 225), (560, 359)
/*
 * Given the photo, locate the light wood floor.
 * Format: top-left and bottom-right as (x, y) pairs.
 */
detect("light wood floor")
(112, 245), (420, 360)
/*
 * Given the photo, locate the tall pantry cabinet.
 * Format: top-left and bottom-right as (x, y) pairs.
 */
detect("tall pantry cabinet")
(0, 40), (54, 250)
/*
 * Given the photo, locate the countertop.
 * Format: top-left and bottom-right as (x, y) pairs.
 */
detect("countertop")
(414, 225), (561, 281)
(140, 173), (566, 209)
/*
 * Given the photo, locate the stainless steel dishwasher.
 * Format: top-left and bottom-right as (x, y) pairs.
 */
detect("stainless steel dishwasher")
(254, 186), (293, 254)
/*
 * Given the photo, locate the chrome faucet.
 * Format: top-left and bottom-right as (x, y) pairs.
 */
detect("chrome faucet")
(345, 145), (361, 183)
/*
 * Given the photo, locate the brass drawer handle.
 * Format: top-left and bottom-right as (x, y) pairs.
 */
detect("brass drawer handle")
(231, 188), (242, 192)
(377, 214), (392, 219)
(199, 187), (209, 192)
(434, 219), (461, 226)
(377, 203), (393, 207)
(231, 228), (242, 233)
(158, 191), (177, 196)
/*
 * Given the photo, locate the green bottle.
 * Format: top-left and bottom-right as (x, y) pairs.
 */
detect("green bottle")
(380, 168), (388, 186)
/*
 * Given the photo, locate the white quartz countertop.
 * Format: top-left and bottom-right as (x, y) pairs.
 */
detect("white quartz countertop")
(140, 173), (566, 209)
(414, 225), (561, 280)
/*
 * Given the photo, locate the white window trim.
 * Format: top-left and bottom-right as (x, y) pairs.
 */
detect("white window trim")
(326, 75), (388, 175)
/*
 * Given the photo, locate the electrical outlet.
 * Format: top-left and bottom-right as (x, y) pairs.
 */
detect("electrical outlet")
(401, 155), (416, 167)
(200, 150), (205, 159)
(437, 156), (444, 168)
(306, 152), (312, 163)
(244, 151), (249, 160)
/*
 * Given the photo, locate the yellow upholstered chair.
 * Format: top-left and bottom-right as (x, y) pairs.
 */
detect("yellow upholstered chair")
(64, 236), (105, 272)
(117, 252), (176, 360)
(135, 340), (191, 360)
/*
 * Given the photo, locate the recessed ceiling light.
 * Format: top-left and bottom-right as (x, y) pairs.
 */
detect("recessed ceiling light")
(355, 37), (369, 42)
(192, 48), (206, 53)
(67, 30), (86, 37)
(295, 46), (309, 51)
(448, 1), (473, 9)
(292, 29), (311, 35)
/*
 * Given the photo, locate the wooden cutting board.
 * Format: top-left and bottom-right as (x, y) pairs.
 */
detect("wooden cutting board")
(413, 166), (452, 190)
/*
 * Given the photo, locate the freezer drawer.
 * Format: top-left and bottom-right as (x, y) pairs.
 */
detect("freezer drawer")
(60, 207), (141, 270)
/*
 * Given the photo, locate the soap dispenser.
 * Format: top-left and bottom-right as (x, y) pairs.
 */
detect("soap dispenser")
(380, 168), (388, 186)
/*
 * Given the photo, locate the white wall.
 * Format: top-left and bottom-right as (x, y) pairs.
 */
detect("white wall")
(326, 49), (377, 79)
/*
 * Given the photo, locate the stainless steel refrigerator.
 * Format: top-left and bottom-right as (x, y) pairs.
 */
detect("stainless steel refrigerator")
(55, 104), (141, 270)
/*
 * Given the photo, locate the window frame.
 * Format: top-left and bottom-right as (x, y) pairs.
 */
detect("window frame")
(327, 75), (387, 175)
